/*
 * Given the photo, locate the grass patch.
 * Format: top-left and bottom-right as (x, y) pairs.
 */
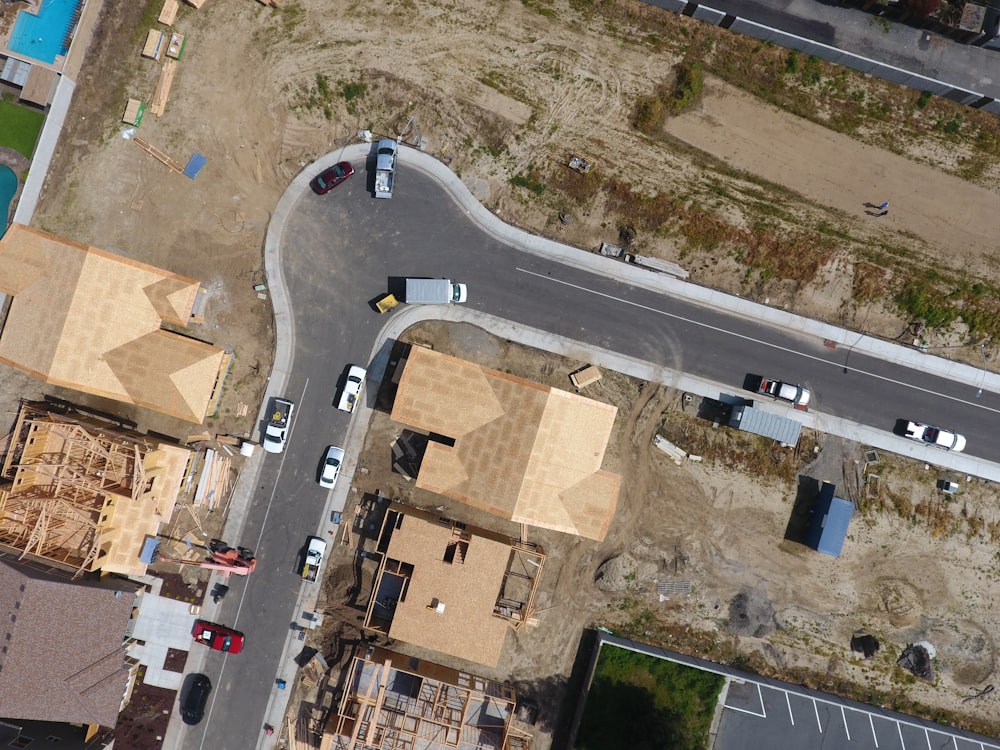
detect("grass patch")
(575, 644), (724, 750)
(0, 101), (45, 158)
(511, 170), (546, 196)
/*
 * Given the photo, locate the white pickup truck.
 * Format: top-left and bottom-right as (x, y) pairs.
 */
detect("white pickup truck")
(337, 365), (366, 413)
(755, 376), (810, 411)
(904, 421), (966, 452)
(301, 536), (327, 582)
(263, 397), (294, 454)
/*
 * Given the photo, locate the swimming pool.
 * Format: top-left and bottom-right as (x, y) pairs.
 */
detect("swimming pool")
(8, 0), (82, 65)
(0, 165), (17, 239)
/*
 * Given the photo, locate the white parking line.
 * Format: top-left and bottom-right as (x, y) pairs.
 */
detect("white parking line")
(786, 691), (794, 726)
(758, 684), (766, 718)
(869, 713), (879, 748)
(814, 698), (823, 733)
(898, 720), (905, 747)
(842, 706), (851, 740)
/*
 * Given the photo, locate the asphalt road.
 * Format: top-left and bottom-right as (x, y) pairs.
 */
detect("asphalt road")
(187, 163), (998, 750)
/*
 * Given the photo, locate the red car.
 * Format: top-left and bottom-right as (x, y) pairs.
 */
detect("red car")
(192, 619), (245, 654)
(310, 161), (354, 194)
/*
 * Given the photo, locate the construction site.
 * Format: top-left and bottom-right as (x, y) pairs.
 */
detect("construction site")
(321, 646), (531, 750)
(0, 400), (191, 577)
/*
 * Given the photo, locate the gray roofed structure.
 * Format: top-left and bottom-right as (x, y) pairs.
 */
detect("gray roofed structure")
(0, 559), (138, 727)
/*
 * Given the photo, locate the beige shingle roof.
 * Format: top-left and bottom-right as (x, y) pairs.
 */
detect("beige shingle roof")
(391, 347), (620, 541)
(0, 224), (227, 422)
(0, 560), (136, 726)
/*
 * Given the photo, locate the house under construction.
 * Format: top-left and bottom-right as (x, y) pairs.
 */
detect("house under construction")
(0, 402), (191, 577)
(323, 646), (530, 750)
(364, 503), (545, 668)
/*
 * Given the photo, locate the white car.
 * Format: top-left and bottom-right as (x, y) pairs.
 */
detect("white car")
(319, 445), (345, 488)
(336, 365), (367, 413)
(904, 421), (966, 452)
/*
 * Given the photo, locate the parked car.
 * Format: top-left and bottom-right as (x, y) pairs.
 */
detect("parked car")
(751, 375), (811, 411)
(319, 445), (345, 488)
(310, 161), (354, 194)
(336, 365), (367, 413)
(180, 674), (212, 725)
(904, 421), (966, 452)
(191, 620), (245, 654)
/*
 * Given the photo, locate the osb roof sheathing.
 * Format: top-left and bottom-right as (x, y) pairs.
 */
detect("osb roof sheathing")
(385, 513), (510, 667)
(391, 347), (621, 541)
(0, 560), (137, 726)
(0, 225), (225, 422)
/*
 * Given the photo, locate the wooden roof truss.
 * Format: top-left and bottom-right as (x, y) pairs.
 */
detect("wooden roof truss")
(331, 653), (515, 750)
(0, 406), (149, 574)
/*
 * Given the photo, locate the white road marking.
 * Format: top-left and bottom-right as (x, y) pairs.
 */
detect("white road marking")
(516, 268), (1000, 414)
(870, 713), (879, 748)
(786, 690), (794, 726)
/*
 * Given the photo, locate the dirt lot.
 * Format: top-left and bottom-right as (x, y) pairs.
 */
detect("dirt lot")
(13, 0), (1000, 745)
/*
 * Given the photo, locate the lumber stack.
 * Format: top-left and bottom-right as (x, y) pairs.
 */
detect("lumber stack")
(158, 0), (179, 24)
(194, 448), (232, 508)
(150, 58), (177, 116)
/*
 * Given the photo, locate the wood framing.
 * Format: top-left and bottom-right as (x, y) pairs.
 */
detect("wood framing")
(362, 503), (545, 667)
(0, 402), (191, 577)
(324, 646), (521, 750)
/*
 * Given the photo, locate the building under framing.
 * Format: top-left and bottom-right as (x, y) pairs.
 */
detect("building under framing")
(389, 346), (620, 541)
(323, 646), (530, 750)
(364, 503), (544, 668)
(0, 402), (191, 576)
(0, 224), (230, 423)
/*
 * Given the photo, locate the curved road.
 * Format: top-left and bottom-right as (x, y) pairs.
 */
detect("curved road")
(182, 145), (1000, 750)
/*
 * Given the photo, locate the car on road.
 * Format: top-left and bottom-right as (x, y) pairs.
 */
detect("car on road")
(904, 421), (966, 452)
(310, 161), (354, 194)
(180, 674), (212, 725)
(750, 375), (811, 411)
(336, 365), (367, 413)
(319, 445), (345, 488)
(192, 620), (245, 654)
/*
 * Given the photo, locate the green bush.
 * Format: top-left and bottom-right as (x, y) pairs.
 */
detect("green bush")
(671, 61), (704, 114)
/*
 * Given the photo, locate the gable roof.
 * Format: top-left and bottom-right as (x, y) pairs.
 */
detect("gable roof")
(390, 346), (620, 541)
(0, 224), (227, 422)
(0, 560), (136, 726)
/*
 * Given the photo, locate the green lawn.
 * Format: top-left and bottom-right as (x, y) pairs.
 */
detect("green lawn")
(0, 100), (45, 159)
(575, 645), (725, 750)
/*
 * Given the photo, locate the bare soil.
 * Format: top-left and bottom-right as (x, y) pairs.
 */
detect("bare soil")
(14, 0), (1000, 745)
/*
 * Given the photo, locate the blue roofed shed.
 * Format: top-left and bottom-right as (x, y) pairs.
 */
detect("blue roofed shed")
(806, 482), (854, 558)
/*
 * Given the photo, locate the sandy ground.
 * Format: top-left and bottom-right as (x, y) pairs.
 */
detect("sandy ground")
(10, 0), (1000, 744)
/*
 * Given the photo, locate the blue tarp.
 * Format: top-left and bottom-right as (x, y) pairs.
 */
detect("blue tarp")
(139, 535), (161, 564)
(806, 482), (854, 558)
(184, 152), (207, 179)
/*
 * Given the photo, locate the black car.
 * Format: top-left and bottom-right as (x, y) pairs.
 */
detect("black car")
(181, 674), (212, 725)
